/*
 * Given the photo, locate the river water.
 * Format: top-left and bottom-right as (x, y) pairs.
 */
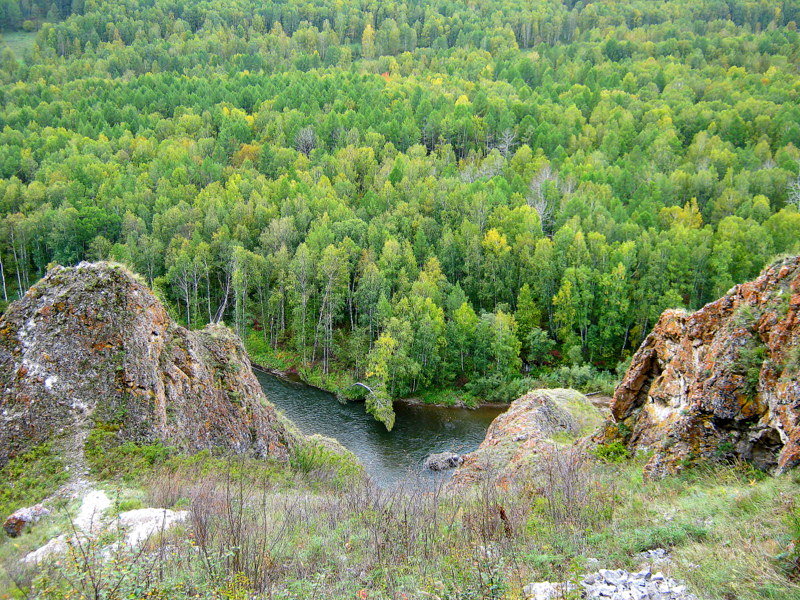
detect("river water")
(256, 372), (506, 488)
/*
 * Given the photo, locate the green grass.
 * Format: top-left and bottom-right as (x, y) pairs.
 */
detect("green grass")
(416, 387), (478, 407)
(0, 443), (69, 517)
(0, 31), (37, 57)
(592, 439), (631, 463)
(289, 434), (364, 490)
(598, 463), (800, 599)
(83, 418), (363, 494)
(84, 422), (175, 482)
(2, 446), (799, 599)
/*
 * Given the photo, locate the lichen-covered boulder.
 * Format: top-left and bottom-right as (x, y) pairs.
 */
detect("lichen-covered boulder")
(0, 262), (296, 468)
(3, 503), (50, 537)
(596, 255), (800, 478)
(449, 388), (603, 489)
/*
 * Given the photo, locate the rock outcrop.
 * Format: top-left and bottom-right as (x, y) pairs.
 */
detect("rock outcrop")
(22, 489), (189, 563)
(449, 388), (603, 489)
(597, 255), (800, 477)
(0, 262), (296, 468)
(3, 503), (50, 537)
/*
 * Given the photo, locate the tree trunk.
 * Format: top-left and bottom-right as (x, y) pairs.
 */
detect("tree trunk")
(0, 252), (8, 302)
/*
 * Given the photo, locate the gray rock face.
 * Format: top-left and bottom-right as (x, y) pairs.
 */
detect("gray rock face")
(525, 567), (696, 600)
(424, 451), (463, 471)
(0, 262), (296, 467)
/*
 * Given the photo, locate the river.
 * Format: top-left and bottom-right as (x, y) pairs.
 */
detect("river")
(256, 372), (506, 488)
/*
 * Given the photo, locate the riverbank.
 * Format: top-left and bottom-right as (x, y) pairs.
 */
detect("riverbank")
(250, 357), (501, 413)
(254, 370), (505, 488)
(246, 334), (489, 410)
(245, 335), (362, 401)
(244, 333), (617, 411)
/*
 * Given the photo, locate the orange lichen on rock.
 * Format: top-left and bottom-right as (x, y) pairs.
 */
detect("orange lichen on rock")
(596, 255), (800, 478)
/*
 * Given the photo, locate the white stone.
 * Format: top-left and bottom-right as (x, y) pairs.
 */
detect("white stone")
(21, 490), (188, 565)
(23, 535), (68, 564)
(524, 581), (577, 600)
(115, 508), (190, 546)
(74, 490), (112, 532)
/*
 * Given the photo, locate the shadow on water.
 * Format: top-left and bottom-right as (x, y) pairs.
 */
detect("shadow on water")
(256, 372), (506, 489)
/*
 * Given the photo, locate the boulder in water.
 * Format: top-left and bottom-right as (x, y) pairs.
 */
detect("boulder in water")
(424, 451), (463, 471)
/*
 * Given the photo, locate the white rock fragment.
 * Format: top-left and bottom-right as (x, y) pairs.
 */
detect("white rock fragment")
(526, 565), (697, 600)
(19, 490), (186, 565)
(115, 508), (190, 546)
(523, 581), (577, 600)
(74, 490), (112, 533)
(24, 535), (68, 564)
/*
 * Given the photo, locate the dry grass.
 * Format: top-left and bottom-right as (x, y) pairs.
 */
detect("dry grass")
(4, 456), (800, 599)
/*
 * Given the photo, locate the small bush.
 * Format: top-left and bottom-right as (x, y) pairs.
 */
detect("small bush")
(735, 338), (768, 396)
(290, 437), (363, 488)
(730, 303), (760, 331)
(0, 443), (68, 516)
(592, 440), (631, 463)
(85, 423), (173, 481)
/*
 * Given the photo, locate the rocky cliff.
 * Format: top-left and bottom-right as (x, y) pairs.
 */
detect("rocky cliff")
(449, 388), (603, 489)
(597, 255), (800, 478)
(0, 262), (296, 468)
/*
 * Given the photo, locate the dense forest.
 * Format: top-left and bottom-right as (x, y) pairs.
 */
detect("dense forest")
(1, 0), (800, 425)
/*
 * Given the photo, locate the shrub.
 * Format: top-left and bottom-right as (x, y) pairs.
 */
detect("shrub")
(538, 448), (615, 531)
(0, 443), (68, 516)
(289, 436), (363, 489)
(85, 423), (173, 481)
(592, 440), (631, 463)
(734, 337), (768, 397)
